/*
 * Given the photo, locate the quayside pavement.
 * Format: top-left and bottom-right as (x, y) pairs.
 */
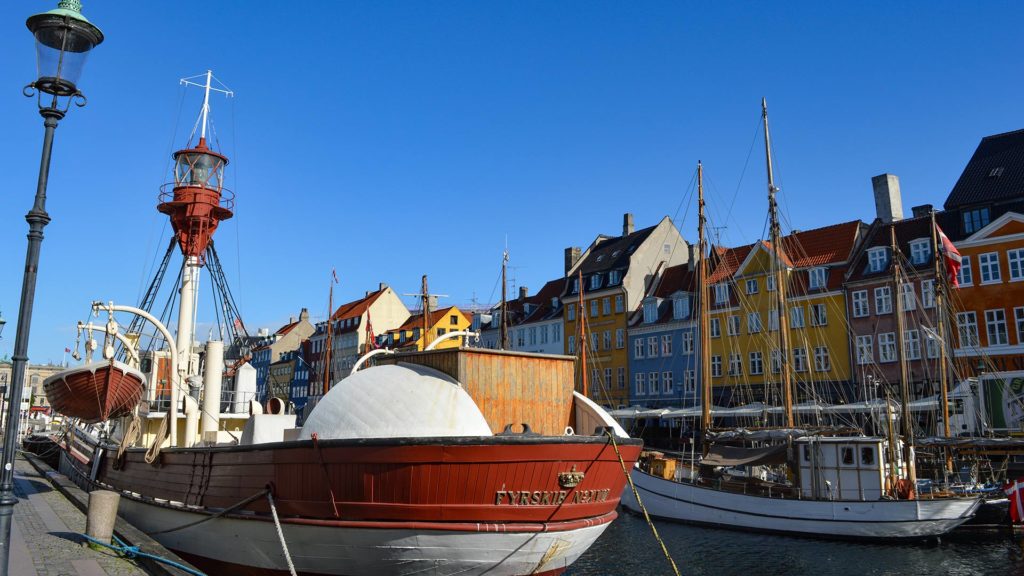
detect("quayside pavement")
(8, 450), (196, 576)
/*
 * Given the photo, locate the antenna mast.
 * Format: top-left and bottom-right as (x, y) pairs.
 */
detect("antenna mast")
(500, 250), (509, 349)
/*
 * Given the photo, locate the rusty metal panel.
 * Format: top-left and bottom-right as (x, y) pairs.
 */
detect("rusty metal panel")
(380, 349), (575, 436)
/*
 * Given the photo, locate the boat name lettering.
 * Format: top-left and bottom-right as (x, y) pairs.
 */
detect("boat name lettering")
(494, 488), (610, 506)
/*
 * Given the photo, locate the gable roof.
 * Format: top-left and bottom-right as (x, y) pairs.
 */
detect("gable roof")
(276, 320), (299, 336)
(654, 263), (698, 298)
(574, 223), (659, 276)
(777, 220), (863, 269)
(945, 128), (1024, 210)
(519, 278), (568, 325)
(392, 306), (462, 333)
(845, 213), (956, 283)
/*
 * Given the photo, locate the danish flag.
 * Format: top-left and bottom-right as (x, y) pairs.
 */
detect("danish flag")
(935, 223), (962, 287)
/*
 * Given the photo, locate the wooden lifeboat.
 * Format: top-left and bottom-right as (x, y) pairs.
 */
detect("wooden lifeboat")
(43, 360), (145, 424)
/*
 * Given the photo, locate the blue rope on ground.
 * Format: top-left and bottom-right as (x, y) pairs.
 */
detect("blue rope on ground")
(80, 533), (207, 576)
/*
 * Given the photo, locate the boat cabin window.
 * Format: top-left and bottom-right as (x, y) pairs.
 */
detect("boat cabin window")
(802, 445), (811, 462)
(140, 358), (152, 373)
(841, 447), (854, 466)
(861, 447), (875, 466)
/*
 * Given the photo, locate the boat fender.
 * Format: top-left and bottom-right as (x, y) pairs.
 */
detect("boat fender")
(564, 426), (575, 436)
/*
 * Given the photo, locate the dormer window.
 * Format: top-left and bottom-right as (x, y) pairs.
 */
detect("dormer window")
(868, 247), (888, 273)
(808, 267), (826, 290)
(714, 284), (729, 304)
(589, 274), (602, 290)
(673, 295), (690, 320)
(609, 270), (622, 285)
(909, 239), (930, 265)
(643, 298), (659, 324)
(571, 278), (579, 294)
(551, 297), (560, 309)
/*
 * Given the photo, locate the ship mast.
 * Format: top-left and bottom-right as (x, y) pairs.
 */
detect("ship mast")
(578, 268), (588, 397)
(500, 250), (509, 350)
(930, 211), (954, 474)
(421, 275), (430, 351)
(158, 71), (233, 446)
(698, 162), (713, 448)
(322, 274), (335, 395)
(763, 99), (794, 427)
(891, 226), (918, 491)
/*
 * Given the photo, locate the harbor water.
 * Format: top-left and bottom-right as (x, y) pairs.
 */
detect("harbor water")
(567, 511), (1024, 575)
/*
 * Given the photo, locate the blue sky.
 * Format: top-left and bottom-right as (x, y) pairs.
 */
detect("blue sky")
(0, 1), (1021, 363)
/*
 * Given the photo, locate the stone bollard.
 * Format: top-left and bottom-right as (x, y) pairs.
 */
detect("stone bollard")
(85, 490), (120, 551)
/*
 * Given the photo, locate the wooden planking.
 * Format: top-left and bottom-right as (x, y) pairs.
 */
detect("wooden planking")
(383, 348), (575, 435)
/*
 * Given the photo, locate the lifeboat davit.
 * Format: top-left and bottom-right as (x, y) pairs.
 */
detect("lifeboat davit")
(43, 360), (144, 423)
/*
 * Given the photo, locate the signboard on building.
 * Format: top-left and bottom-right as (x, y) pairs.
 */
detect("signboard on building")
(981, 371), (1024, 433)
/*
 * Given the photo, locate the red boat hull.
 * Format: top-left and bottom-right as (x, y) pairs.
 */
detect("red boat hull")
(43, 361), (144, 424)
(62, 434), (642, 575)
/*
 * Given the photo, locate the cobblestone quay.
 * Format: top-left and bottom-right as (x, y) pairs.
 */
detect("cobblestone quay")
(9, 451), (195, 576)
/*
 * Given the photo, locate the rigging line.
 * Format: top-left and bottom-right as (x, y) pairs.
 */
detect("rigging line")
(231, 91), (244, 317)
(723, 114), (763, 230)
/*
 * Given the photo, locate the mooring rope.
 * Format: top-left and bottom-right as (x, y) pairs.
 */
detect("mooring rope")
(81, 533), (207, 576)
(267, 488), (298, 576)
(605, 429), (681, 576)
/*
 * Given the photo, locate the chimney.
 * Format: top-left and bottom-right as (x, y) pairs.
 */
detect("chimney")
(912, 204), (933, 218)
(871, 174), (904, 223)
(299, 308), (309, 322)
(289, 316), (296, 324)
(379, 282), (388, 291)
(564, 246), (581, 273)
(623, 213), (635, 236)
(687, 243), (701, 271)
(519, 286), (528, 301)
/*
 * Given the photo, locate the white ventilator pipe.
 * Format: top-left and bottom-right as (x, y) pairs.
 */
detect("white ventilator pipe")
(201, 340), (224, 442)
(183, 395), (199, 447)
(425, 330), (479, 350)
(351, 348), (395, 373)
(174, 257), (200, 446)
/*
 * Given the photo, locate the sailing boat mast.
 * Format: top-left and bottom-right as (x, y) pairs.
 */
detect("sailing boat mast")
(763, 99), (795, 427)
(930, 211), (952, 440)
(578, 268), (589, 397)
(322, 275), (335, 395)
(891, 226), (918, 489)
(500, 251), (509, 350)
(421, 275), (431, 351)
(698, 162), (713, 446)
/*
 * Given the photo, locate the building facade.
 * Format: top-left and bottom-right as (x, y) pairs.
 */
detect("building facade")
(706, 221), (864, 406)
(563, 213), (690, 408)
(628, 263), (699, 408)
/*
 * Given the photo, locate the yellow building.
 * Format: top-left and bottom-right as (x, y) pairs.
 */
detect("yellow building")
(706, 221), (864, 407)
(383, 306), (471, 351)
(563, 214), (690, 408)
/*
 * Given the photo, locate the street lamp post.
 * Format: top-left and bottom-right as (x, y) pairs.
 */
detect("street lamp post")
(0, 2), (103, 572)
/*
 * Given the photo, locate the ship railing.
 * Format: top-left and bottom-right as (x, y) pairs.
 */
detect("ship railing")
(158, 183), (235, 211)
(146, 389), (257, 415)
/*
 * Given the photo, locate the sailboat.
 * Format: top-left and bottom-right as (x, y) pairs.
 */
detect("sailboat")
(619, 101), (981, 539)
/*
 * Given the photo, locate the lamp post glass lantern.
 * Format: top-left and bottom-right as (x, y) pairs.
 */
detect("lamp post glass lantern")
(0, 2), (103, 573)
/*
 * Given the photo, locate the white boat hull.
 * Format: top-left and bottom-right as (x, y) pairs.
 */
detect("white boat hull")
(118, 496), (610, 576)
(622, 470), (982, 539)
